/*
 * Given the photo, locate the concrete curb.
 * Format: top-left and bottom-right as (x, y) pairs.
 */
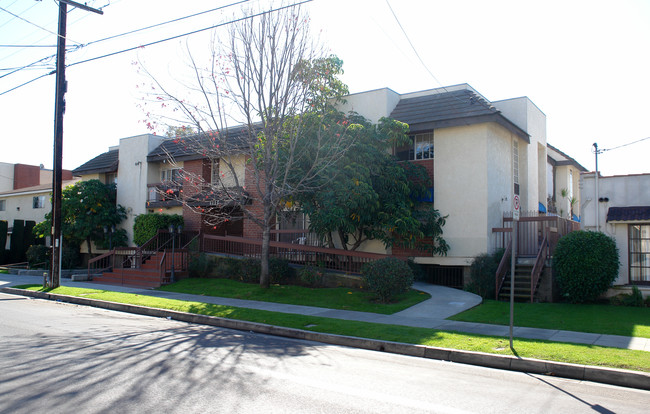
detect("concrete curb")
(4, 286), (649, 391)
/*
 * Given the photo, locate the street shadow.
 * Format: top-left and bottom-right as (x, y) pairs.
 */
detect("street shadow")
(526, 374), (616, 414)
(0, 316), (332, 413)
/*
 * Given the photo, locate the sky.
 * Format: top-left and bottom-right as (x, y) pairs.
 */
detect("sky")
(1, 0), (649, 176)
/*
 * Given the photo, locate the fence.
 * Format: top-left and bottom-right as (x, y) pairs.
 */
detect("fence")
(202, 234), (390, 274)
(493, 211), (579, 257)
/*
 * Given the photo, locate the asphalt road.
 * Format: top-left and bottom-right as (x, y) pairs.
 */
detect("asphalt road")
(0, 292), (648, 414)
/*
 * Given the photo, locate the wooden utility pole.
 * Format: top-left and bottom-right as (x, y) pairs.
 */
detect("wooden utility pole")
(48, 0), (102, 288)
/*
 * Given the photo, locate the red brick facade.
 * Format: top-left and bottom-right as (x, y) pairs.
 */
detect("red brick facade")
(12, 164), (73, 190)
(242, 163), (266, 239)
(181, 159), (212, 232)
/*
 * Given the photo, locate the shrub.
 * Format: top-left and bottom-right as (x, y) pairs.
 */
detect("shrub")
(61, 245), (81, 269)
(465, 248), (505, 299)
(610, 286), (644, 307)
(240, 258), (261, 283)
(553, 230), (619, 303)
(212, 257), (243, 278)
(299, 264), (325, 287)
(133, 213), (183, 246)
(269, 257), (294, 285)
(188, 253), (214, 278)
(26, 245), (49, 268)
(362, 257), (414, 303)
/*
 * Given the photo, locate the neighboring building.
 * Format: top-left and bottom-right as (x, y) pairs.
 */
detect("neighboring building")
(581, 172), (650, 297)
(0, 162), (73, 192)
(0, 179), (80, 249)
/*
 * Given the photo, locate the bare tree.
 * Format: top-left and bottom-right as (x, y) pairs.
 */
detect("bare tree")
(147, 4), (354, 287)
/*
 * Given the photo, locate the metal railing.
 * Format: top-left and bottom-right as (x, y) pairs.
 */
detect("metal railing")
(202, 234), (390, 274)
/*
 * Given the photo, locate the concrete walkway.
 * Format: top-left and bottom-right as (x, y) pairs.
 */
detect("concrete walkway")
(1, 273), (648, 352)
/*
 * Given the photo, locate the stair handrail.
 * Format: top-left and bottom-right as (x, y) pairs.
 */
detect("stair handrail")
(530, 235), (549, 303)
(495, 239), (512, 299)
(88, 249), (115, 277)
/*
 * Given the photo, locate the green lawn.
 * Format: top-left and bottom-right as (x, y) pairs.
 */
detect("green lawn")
(157, 278), (430, 315)
(450, 300), (650, 338)
(13, 285), (650, 373)
(0, 269), (7, 274)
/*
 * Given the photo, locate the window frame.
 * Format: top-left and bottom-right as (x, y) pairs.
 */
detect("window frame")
(0, 199), (5, 211)
(629, 224), (650, 284)
(32, 195), (45, 209)
(394, 131), (434, 161)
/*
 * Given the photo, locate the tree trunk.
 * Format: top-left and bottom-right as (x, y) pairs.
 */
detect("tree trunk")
(87, 236), (93, 256)
(260, 225), (271, 288)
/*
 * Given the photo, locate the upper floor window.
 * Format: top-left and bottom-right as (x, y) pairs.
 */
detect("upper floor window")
(0, 199), (5, 211)
(395, 132), (434, 161)
(161, 168), (181, 184)
(33, 195), (45, 209)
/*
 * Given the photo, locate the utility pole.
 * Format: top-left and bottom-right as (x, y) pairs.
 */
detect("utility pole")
(48, 0), (103, 288)
(593, 143), (600, 233)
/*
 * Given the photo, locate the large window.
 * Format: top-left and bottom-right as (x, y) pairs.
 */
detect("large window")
(629, 224), (650, 284)
(395, 132), (434, 161)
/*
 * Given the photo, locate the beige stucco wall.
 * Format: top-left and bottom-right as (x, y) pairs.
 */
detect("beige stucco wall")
(337, 88), (401, 123)
(580, 172), (650, 285)
(493, 97), (547, 212)
(0, 190), (51, 224)
(116, 134), (167, 245)
(218, 155), (247, 188)
(0, 163), (14, 192)
(554, 164), (581, 218)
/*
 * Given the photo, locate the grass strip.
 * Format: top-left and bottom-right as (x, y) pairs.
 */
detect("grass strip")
(450, 300), (650, 338)
(157, 278), (429, 315)
(15, 285), (650, 373)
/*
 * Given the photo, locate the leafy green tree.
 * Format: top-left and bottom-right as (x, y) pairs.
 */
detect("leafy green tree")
(34, 180), (127, 255)
(293, 113), (449, 255)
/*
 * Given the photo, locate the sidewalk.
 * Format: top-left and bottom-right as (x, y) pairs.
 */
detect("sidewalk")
(1, 273), (648, 352)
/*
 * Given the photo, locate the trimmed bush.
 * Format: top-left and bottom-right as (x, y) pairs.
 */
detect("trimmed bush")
(133, 213), (183, 246)
(269, 257), (294, 284)
(553, 230), (619, 303)
(362, 257), (414, 303)
(188, 252), (214, 278)
(10, 219), (25, 263)
(465, 248), (505, 300)
(240, 258), (261, 283)
(299, 264), (325, 287)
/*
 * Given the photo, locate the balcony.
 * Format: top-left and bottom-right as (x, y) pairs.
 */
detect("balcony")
(146, 183), (182, 208)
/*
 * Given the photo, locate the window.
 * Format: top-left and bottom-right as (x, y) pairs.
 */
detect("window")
(0, 200), (5, 211)
(161, 168), (181, 183)
(105, 173), (117, 185)
(629, 224), (650, 284)
(395, 132), (434, 161)
(211, 160), (219, 184)
(33, 195), (45, 209)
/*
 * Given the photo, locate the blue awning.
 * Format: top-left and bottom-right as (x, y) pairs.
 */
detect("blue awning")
(538, 202), (547, 213)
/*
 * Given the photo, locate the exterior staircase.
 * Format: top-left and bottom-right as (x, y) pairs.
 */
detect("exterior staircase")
(92, 252), (188, 288)
(497, 262), (539, 302)
(88, 230), (196, 289)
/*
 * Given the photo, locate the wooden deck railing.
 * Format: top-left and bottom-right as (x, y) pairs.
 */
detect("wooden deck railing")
(530, 236), (549, 302)
(495, 239), (512, 299)
(202, 234), (390, 274)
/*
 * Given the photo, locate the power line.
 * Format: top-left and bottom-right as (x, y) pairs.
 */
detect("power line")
(0, 1), (245, 80)
(0, 0), (314, 96)
(0, 5), (82, 45)
(81, 0), (250, 48)
(0, 0), (38, 30)
(601, 137), (650, 152)
(68, 0), (313, 68)
(0, 44), (57, 48)
(384, 0), (443, 88)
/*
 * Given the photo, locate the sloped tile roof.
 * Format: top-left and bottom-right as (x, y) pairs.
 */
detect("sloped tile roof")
(390, 89), (529, 141)
(148, 126), (256, 162)
(72, 149), (119, 175)
(607, 206), (650, 222)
